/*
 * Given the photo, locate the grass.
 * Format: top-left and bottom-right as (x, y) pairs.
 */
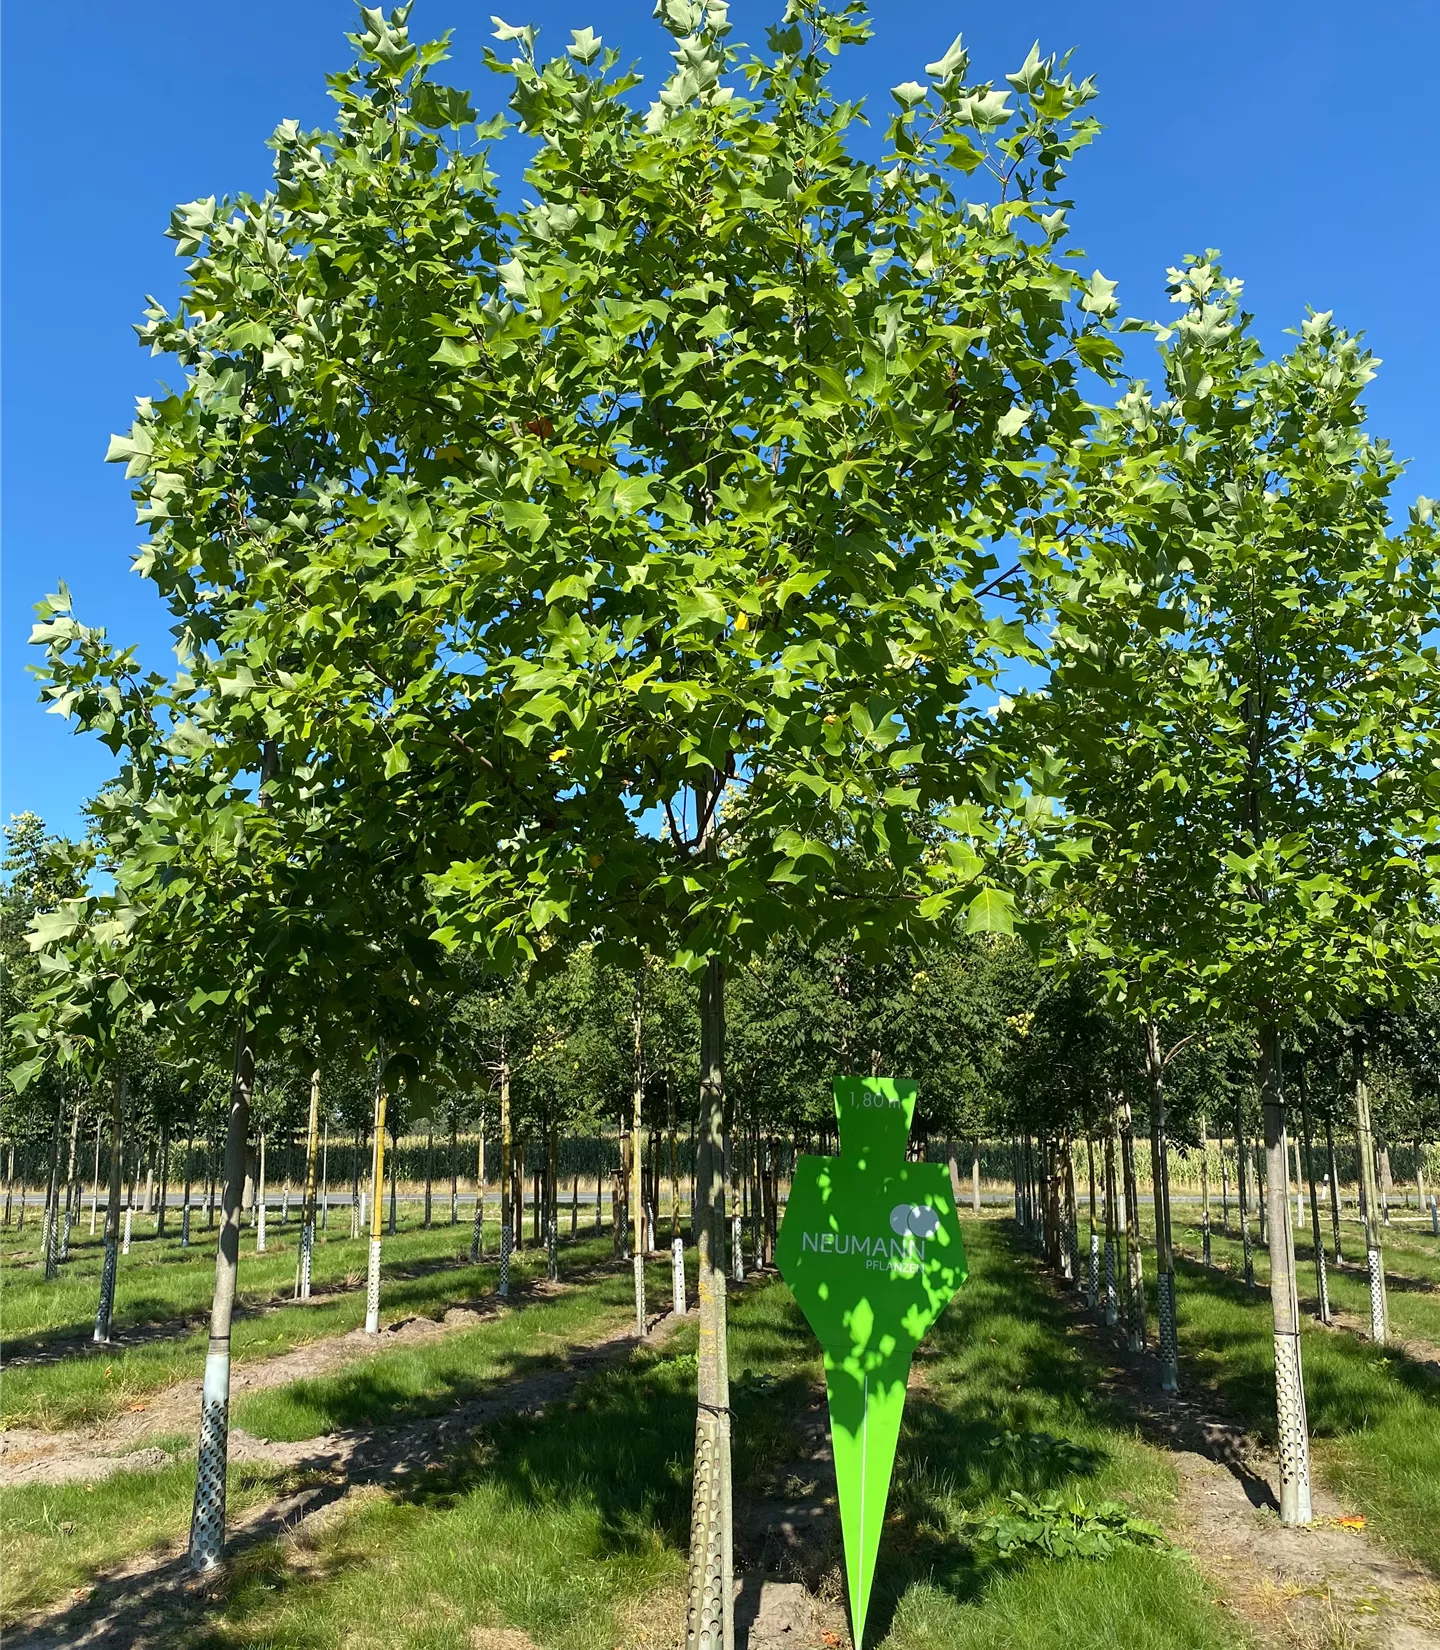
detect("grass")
(234, 1255), (679, 1439)
(1118, 1205), (1440, 1580)
(0, 1223), (621, 1431)
(10, 1222), (1246, 1650)
(0, 1455), (288, 1622)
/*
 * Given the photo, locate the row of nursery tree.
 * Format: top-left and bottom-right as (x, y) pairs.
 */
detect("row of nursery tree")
(5, 4), (1439, 1641)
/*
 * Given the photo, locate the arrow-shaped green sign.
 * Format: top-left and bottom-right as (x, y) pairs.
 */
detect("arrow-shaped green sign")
(775, 1077), (968, 1647)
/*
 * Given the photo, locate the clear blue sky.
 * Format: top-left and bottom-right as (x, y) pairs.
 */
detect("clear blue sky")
(4, 0), (1437, 840)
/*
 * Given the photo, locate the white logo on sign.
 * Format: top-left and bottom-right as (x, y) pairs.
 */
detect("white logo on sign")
(889, 1203), (940, 1240)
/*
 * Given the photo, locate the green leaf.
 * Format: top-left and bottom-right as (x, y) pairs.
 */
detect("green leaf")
(965, 887), (1016, 935)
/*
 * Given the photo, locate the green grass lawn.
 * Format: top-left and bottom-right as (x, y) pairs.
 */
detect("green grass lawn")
(1, 1223), (620, 1431)
(10, 1222), (1245, 1650)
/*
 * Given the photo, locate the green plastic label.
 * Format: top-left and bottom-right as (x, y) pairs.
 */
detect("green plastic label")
(775, 1077), (968, 1648)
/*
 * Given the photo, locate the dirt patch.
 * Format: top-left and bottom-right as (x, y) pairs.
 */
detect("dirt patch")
(1173, 1448), (1440, 1649)
(735, 1576), (847, 1649)
(0, 1282), (559, 1486)
(469, 1629), (542, 1650)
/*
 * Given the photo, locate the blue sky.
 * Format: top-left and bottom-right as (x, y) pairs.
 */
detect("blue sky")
(4, 0), (1437, 841)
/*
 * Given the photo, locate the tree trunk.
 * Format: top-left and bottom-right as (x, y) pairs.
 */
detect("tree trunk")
(470, 1126), (485, 1262)
(1295, 1061), (1330, 1323)
(1220, 1126), (1230, 1233)
(971, 1139), (982, 1216)
(1199, 1114), (1212, 1265)
(1119, 1097), (1145, 1351)
(1085, 1136), (1099, 1308)
(256, 1131), (267, 1254)
(42, 1095), (65, 1280)
(684, 951), (732, 1650)
(321, 1119), (330, 1231)
(669, 1083), (680, 1245)
(298, 1066), (320, 1300)
(364, 1071), (388, 1334)
(181, 1132), (194, 1249)
(547, 1120), (559, 1282)
(1324, 1119), (1342, 1262)
(632, 983), (647, 1334)
(1378, 1140), (1393, 1225)
(188, 1022), (256, 1569)
(499, 1059), (513, 1295)
(1102, 1129), (1119, 1326)
(1258, 1023), (1313, 1526)
(1236, 1096), (1256, 1288)
(1061, 1136), (1079, 1286)
(388, 1116), (398, 1236)
(1352, 1036), (1387, 1345)
(424, 1128), (434, 1228)
(60, 1100), (81, 1262)
(1144, 1022), (1178, 1391)
(156, 1121), (170, 1238)
(92, 1075), (125, 1346)
(450, 1116), (459, 1225)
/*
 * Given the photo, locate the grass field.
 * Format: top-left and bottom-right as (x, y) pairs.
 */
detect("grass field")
(5, 1221), (1248, 1649)
(1, 1218), (615, 1431)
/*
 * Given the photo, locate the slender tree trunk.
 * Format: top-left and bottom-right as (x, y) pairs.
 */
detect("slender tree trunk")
(1295, 1061), (1330, 1323)
(1200, 1114), (1212, 1265)
(181, 1132), (194, 1249)
(156, 1121), (170, 1238)
(971, 1139), (982, 1216)
(1236, 1096), (1256, 1288)
(255, 1131), (267, 1254)
(1085, 1136), (1099, 1307)
(470, 1126), (486, 1262)
(1258, 1023), (1313, 1526)
(89, 1118), (101, 1235)
(1220, 1126), (1230, 1233)
(297, 1066), (320, 1300)
(499, 1059), (513, 1296)
(450, 1116), (459, 1225)
(547, 1120), (559, 1282)
(364, 1070), (388, 1334)
(1103, 1129), (1119, 1326)
(1324, 1119), (1342, 1263)
(42, 1095), (65, 1280)
(92, 1075), (125, 1346)
(60, 1100), (81, 1262)
(1144, 1022), (1178, 1390)
(424, 1128), (434, 1228)
(1378, 1140), (1393, 1226)
(1119, 1096), (1146, 1351)
(1061, 1136), (1079, 1285)
(685, 951), (732, 1650)
(3, 1143), (13, 1227)
(321, 1119), (329, 1231)
(632, 982), (648, 1334)
(388, 1116), (398, 1236)
(1352, 1037), (1388, 1345)
(188, 1021), (256, 1569)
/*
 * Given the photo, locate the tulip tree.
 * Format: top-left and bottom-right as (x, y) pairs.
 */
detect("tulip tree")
(1036, 254), (1440, 1524)
(86, 0), (1113, 1626)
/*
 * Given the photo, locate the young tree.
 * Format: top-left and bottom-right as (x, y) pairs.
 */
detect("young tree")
(1037, 255), (1440, 1523)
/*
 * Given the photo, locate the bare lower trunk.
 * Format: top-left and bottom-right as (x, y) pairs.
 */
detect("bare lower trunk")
(1258, 1023), (1312, 1526)
(1144, 1023), (1177, 1390)
(1119, 1097), (1145, 1351)
(1236, 1096), (1255, 1288)
(632, 981), (648, 1333)
(1324, 1120), (1342, 1262)
(685, 951), (732, 1650)
(470, 1127), (486, 1262)
(364, 1071), (388, 1334)
(189, 1022), (256, 1569)
(1352, 1037), (1387, 1345)
(971, 1139), (982, 1216)
(297, 1066), (320, 1300)
(1199, 1114), (1212, 1265)
(1296, 1062), (1330, 1323)
(42, 1096), (65, 1280)
(499, 1062), (513, 1296)
(1102, 1132), (1119, 1326)
(94, 1076), (126, 1341)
